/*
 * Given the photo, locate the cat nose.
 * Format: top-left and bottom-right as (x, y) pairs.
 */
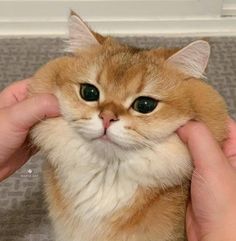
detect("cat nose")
(99, 111), (118, 129)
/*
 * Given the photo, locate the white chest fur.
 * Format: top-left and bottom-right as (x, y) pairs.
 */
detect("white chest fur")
(31, 118), (191, 240)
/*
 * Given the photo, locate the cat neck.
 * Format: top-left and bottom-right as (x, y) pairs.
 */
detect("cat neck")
(46, 132), (190, 222)
(34, 118), (191, 221)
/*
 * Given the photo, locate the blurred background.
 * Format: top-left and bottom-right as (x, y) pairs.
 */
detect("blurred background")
(0, 1), (235, 241)
(0, 0), (235, 36)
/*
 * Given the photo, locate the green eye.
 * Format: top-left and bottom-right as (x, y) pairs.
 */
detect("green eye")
(80, 84), (99, 102)
(132, 97), (158, 114)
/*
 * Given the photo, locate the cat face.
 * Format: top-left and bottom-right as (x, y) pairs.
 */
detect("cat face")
(32, 12), (214, 154)
(51, 44), (204, 152)
(54, 12), (210, 151)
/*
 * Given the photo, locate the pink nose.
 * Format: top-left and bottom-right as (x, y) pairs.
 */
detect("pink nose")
(99, 111), (118, 129)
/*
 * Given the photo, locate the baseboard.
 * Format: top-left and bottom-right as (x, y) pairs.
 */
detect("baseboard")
(222, 3), (236, 16)
(0, 17), (236, 37)
(0, 0), (235, 37)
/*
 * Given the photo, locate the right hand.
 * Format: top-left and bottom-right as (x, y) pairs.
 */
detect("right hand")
(0, 79), (60, 182)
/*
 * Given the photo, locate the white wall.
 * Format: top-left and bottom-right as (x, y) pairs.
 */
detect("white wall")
(0, 0), (235, 36)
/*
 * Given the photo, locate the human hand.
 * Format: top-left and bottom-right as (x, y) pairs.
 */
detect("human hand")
(177, 119), (236, 241)
(0, 79), (60, 182)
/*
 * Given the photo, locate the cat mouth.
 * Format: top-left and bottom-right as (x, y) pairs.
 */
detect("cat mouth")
(96, 128), (113, 142)
(100, 135), (109, 141)
(93, 133), (117, 145)
(91, 129), (123, 147)
(98, 134), (113, 143)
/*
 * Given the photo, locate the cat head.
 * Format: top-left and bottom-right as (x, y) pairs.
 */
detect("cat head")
(31, 11), (227, 154)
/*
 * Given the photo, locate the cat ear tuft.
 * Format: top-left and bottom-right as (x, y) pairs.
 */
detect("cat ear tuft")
(65, 11), (101, 52)
(166, 40), (210, 78)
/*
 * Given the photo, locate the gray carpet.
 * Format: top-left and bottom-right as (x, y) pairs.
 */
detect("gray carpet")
(0, 37), (235, 241)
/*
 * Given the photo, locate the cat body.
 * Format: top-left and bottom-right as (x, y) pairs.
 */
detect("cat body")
(30, 12), (228, 241)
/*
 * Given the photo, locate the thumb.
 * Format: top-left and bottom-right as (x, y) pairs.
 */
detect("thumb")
(6, 94), (60, 132)
(223, 118), (236, 158)
(177, 121), (227, 172)
(222, 118), (236, 168)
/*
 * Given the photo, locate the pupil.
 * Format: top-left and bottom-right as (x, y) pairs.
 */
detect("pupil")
(80, 84), (99, 101)
(132, 97), (158, 114)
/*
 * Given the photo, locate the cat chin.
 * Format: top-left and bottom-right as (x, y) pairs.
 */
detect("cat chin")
(93, 136), (120, 147)
(92, 136), (119, 148)
(90, 137), (130, 157)
(77, 130), (140, 151)
(90, 135), (145, 153)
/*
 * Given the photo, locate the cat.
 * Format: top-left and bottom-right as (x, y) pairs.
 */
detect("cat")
(29, 11), (228, 241)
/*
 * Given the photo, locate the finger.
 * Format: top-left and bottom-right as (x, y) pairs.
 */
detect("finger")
(0, 144), (30, 182)
(6, 94), (60, 132)
(24, 136), (39, 156)
(229, 158), (236, 169)
(0, 79), (30, 109)
(186, 203), (198, 241)
(222, 118), (236, 159)
(177, 121), (227, 171)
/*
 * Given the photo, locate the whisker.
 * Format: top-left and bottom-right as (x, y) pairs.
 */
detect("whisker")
(191, 170), (208, 185)
(30, 113), (48, 124)
(190, 169), (217, 204)
(125, 127), (151, 141)
(111, 132), (154, 150)
(69, 118), (91, 124)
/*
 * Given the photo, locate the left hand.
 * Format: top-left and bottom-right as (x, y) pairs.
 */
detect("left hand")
(177, 119), (236, 241)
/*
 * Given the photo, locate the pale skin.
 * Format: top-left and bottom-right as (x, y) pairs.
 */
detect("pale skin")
(0, 80), (236, 241)
(177, 119), (236, 241)
(0, 79), (60, 182)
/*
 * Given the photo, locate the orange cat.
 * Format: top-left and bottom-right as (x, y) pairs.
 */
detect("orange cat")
(29, 12), (228, 241)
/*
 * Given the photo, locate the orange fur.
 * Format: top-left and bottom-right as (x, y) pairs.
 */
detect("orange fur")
(29, 13), (228, 241)
(106, 184), (188, 241)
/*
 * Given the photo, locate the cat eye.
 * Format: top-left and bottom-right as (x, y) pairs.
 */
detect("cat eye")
(80, 84), (99, 102)
(132, 97), (158, 114)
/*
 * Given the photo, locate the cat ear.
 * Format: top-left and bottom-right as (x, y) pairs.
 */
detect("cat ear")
(166, 40), (210, 78)
(66, 11), (102, 52)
